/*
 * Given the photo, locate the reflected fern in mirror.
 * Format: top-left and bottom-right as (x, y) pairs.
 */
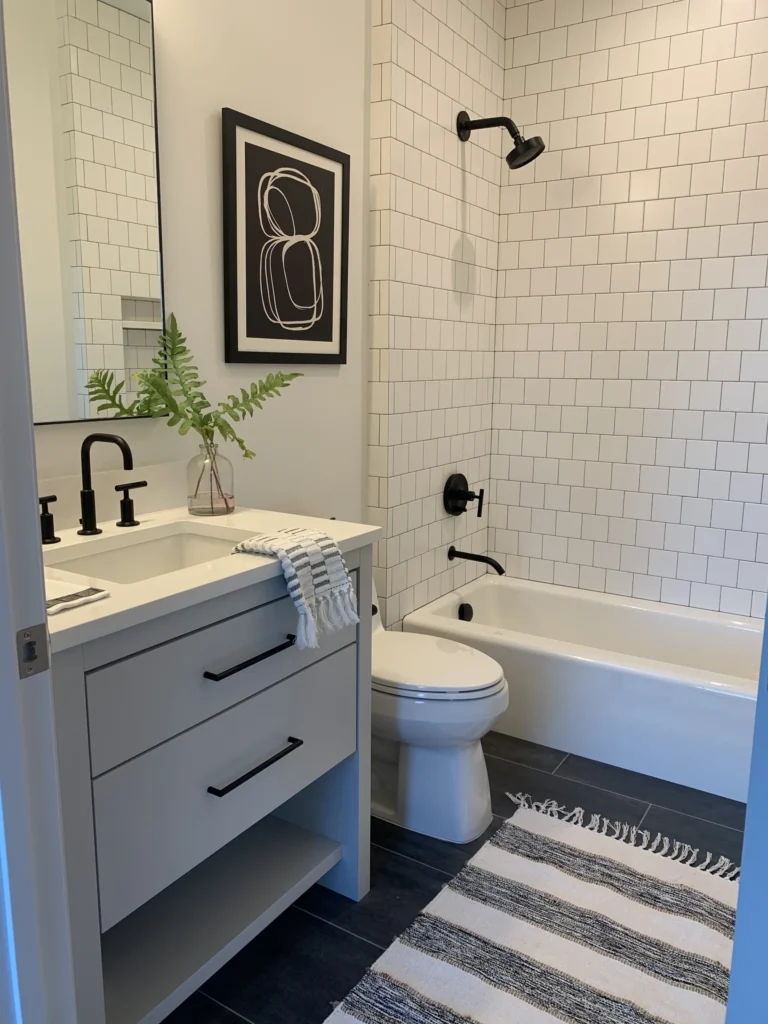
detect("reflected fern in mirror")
(86, 314), (301, 459)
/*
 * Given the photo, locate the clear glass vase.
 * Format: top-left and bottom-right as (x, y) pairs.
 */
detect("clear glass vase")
(187, 443), (235, 516)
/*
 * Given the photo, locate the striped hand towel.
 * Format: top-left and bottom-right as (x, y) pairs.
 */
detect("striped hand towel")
(234, 527), (358, 649)
(45, 578), (110, 615)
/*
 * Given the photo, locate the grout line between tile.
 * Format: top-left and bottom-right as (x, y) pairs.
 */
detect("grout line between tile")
(293, 905), (388, 952)
(485, 751), (572, 775)
(494, 753), (744, 831)
(639, 803), (745, 835)
(554, 773), (746, 833)
(371, 841), (455, 878)
(370, 815), (508, 877)
(552, 753), (570, 775)
(199, 990), (258, 1024)
(487, 753), (573, 774)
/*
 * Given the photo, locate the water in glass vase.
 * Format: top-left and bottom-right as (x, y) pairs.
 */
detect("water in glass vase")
(187, 444), (235, 516)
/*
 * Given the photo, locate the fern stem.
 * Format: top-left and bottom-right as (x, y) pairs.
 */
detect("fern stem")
(192, 442), (232, 515)
(209, 451), (232, 513)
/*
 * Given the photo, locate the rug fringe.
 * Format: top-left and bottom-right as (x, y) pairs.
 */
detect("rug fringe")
(507, 793), (740, 881)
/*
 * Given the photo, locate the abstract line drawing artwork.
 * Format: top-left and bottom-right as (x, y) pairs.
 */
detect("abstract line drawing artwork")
(258, 168), (324, 332)
(223, 108), (349, 365)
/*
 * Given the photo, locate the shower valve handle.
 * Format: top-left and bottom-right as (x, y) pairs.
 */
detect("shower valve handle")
(444, 473), (485, 518)
(476, 488), (485, 517)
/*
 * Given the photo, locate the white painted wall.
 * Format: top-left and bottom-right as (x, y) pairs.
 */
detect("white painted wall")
(153, 0), (369, 521)
(5, 0), (75, 422)
(34, 0), (370, 524)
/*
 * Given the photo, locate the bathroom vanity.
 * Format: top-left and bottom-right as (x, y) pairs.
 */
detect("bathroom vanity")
(43, 507), (378, 1024)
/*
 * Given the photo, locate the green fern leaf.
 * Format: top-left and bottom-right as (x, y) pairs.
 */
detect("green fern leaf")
(86, 313), (301, 455)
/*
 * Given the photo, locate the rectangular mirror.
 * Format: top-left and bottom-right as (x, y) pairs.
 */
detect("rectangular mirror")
(4, 0), (162, 424)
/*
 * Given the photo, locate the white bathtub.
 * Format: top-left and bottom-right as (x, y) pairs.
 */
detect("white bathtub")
(403, 576), (763, 802)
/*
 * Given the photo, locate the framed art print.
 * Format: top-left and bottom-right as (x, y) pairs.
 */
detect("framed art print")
(222, 107), (349, 364)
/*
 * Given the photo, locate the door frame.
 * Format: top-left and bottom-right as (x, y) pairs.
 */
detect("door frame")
(726, 616), (768, 1020)
(0, 0), (78, 1018)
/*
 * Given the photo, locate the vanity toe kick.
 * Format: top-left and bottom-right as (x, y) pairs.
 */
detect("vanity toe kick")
(93, 644), (357, 932)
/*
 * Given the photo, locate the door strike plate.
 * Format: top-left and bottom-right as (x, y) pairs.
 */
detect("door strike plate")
(16, 623), (50, 679)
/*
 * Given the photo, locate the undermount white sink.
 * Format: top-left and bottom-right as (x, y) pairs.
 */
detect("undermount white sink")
(43, 522), (256, 585)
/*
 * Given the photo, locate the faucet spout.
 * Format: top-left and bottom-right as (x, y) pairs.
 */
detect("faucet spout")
(78, 433), (134, 536)
(447, 545), (505, 575)
(80, 433), (133, 491)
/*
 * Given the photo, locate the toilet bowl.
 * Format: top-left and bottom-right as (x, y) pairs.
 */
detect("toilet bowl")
(370, 591), (508, 844)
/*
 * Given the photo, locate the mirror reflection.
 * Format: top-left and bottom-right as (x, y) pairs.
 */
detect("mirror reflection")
(4, 0), (162, 423)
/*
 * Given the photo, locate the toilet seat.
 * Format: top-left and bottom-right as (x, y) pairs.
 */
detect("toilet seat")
(372, 631), (505, 701)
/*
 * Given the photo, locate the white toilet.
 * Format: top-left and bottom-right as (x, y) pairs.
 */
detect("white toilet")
(370, 591), (509, 844)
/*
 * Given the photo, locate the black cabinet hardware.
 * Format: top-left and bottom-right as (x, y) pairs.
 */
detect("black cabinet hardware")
(207, 737), (304, 797)
(203, 634), (297, 682)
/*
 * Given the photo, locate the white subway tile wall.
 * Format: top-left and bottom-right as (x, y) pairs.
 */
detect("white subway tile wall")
(58, 0), (160, 416)
(370, 0), (507, 627)
(491, 0), (768, 619)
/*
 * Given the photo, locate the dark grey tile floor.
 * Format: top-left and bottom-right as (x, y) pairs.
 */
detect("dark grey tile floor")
(165, 733), (745, 1024)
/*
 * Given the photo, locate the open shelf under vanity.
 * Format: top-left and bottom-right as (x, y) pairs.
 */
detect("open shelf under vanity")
(102, 816), (341, 1024)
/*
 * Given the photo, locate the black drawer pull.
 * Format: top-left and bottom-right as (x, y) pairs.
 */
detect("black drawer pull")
(207, 737), (304, 797)
(203, 634), (296, 682)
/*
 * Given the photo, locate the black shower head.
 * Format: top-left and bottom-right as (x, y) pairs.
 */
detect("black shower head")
(456, 110), (546, 171)
(506, 135), (546, 169)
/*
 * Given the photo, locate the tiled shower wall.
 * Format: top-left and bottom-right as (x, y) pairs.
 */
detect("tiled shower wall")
(60, 0), (160, 415)
(489, 0), (768, 618)
(368, 0), (506, 627)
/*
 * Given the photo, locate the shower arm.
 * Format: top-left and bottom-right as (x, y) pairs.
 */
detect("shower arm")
(457, 113), (523, 144)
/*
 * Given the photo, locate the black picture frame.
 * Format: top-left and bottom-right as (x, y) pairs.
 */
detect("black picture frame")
(222, 108), (350, 365)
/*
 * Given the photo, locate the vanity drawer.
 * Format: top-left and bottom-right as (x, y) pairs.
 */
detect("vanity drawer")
(87, 593), (357, 776)
(93, 644), (357, 931)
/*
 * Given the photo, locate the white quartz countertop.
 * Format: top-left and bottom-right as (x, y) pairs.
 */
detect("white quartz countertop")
(43, 506), (380, 653)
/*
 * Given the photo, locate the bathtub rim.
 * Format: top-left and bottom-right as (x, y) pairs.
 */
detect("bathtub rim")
(403, 574), (760, 700)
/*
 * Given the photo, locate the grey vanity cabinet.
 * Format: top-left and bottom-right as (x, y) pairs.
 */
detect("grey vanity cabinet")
(50, 546), (372, 1024)
(95, 645), (357, 930)
(86, 593), (356, 775)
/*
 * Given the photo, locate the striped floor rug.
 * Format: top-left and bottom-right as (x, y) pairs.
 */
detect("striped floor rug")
(327, 794), (739, 1024)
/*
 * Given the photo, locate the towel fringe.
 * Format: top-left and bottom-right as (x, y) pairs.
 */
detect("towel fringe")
(507, 792), (740, 881)
(234, 528), (359, 649)
(296, 608), (318, 650)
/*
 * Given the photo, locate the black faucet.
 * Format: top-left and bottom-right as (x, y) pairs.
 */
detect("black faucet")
(448, 545), (505, 575)
(79, 433), (134, 536)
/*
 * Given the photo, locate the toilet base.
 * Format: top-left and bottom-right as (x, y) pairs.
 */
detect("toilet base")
(393, 740), (493, 844)
(370, 679), (508, 845)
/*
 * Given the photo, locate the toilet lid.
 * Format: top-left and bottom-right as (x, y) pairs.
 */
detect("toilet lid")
(372, 631), (504, 695)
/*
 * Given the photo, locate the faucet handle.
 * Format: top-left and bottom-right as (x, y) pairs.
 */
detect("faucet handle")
(115, 481), (147, 495)
(39, 495), (61, 545)
(115, 481), (147, 528)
